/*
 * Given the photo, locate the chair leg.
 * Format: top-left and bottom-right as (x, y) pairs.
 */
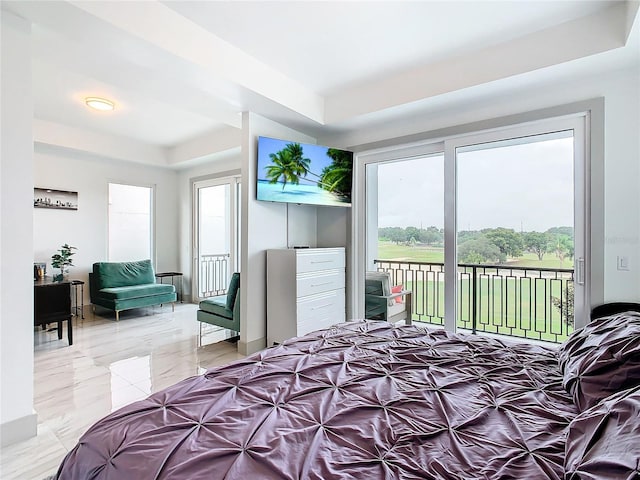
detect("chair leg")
(172, 302), (175, 312)
(115, 310), (120, 321)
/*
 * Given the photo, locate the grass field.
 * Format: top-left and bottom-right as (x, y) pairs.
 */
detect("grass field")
(376, 241), (574, 269)
(377, 243), (445, 263)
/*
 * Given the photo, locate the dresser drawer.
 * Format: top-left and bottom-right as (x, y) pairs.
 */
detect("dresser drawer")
(296, 249), (345, 274)
(296, 269), (344, 297)
(297, 289), (345, 336)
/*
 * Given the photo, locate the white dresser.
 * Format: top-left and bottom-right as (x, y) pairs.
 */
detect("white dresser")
(266, 247), (345, 345)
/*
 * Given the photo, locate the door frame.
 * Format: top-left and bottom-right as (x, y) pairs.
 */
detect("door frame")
(192, 175), (240, 302)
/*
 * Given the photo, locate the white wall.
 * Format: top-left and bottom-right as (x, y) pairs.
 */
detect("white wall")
(1, 11), (37, 446)
(240, 112), (319, 355)
(33, 145), (180, 305)
(321, 65), (640, 304)
(599, 68), (640, 302)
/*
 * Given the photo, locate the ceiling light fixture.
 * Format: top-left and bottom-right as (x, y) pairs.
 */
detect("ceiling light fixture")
(85, 97), (115, 111)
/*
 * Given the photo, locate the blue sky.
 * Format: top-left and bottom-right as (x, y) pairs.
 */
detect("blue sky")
(257, 136), (345, 185)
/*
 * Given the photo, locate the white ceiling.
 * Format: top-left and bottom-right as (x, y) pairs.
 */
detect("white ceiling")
(164, 1), (615, 94)
(2, 0), (639, 166)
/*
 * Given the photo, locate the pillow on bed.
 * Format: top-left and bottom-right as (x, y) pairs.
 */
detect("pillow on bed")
(558, 310), (640, 411)
(564, 385), (640, 479)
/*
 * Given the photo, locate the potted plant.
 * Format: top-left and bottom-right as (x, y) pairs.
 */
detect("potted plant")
(51, 243), (77, 281)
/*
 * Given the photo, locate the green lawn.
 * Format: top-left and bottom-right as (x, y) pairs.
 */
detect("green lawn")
(377, 242), (444, 263)
(375, 241), (574, 269)
(507, 252), (574, 270)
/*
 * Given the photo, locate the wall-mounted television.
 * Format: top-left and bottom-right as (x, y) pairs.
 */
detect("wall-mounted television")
(256, 136), (353, 207)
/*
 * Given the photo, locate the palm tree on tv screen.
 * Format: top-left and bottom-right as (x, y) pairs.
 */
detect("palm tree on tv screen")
(319, 148), (352, 197)
(284, 143), (311, 176)
(265, 143), (311, 190)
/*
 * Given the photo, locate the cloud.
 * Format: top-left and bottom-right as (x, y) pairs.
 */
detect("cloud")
(376, 137), (574, 232)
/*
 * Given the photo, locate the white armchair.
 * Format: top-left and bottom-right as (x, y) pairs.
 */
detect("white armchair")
(364, 271), (412, 325)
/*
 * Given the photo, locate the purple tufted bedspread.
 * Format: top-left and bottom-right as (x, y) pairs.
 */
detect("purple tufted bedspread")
(56, 321), (578, 479)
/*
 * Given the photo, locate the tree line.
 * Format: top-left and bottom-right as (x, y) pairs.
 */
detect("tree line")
(379, 226), (574, 265)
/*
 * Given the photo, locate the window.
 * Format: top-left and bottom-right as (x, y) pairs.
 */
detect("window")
(108, 183), (153, 262)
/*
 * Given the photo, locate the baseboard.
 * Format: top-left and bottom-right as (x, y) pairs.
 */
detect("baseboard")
(238, 337), (266, 355)
(1, 411), (37, 447)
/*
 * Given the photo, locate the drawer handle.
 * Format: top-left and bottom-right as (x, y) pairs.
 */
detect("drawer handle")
(311, 282), (332, 287)
(311, 260), (333, 264)
(312, 304), (332, 310)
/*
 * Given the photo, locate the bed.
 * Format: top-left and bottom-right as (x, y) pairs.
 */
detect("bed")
(55, 309), (640, 480)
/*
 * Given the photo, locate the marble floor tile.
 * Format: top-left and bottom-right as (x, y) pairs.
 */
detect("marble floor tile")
(0, 424), (67, 480)
(0, 303), (245, 480)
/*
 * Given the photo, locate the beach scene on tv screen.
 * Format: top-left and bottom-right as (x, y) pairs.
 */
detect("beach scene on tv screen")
(257, 137), (352, 207)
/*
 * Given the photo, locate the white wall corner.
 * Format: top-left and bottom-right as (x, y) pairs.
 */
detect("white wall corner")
(1, 9), (36, 444)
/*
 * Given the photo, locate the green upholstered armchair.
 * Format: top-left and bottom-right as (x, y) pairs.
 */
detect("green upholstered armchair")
(196, 272), (240, 335)
(364, 271), (412, 325)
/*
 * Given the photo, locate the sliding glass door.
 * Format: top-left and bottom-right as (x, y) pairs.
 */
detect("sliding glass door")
(451, 128), (582, 342)
(362, 115), (588, 343)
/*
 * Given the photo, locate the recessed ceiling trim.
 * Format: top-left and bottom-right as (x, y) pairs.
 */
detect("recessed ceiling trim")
(324, 2), (630, 124)
(70, 1), (325, 124)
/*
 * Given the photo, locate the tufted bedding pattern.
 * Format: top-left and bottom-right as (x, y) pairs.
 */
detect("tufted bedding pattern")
(56, 321), (580, 480)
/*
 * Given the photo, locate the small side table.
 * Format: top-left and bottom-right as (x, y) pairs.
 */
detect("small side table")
(155, 272), (183, 302)
(70, 280), (85, 319)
